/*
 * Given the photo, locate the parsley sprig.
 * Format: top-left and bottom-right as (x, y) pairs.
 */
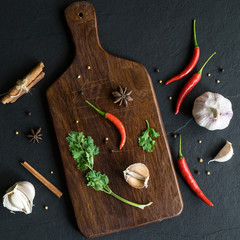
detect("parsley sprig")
(86, 170), (152, 209)
(66, 131), (99, 171)
(67, 131), (153, 210)
(138, 120), (160, 152)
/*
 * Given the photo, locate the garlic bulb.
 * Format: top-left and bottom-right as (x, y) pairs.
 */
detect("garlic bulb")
(3, 181), (35, 214)
(192, 92), (233, 131)
(208, 141), (234, 164)
(123, 163), (149, 189)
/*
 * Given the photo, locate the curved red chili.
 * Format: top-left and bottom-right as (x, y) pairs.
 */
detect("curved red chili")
(178, 135), (213, 207)
(175, 52), (216, 115)
(165, 19), (200, 85)
(85, 100), (126, 150)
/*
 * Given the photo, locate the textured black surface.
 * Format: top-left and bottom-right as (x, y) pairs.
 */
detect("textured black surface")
(0, 0), (239, 239)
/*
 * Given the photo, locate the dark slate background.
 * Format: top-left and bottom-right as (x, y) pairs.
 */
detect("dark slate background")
(0, 0), (239, 239)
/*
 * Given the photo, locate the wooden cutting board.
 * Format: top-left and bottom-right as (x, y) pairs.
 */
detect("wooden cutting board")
(46, 1), (183, 238)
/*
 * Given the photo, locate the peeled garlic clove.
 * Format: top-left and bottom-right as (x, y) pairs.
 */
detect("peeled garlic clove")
(208, 141), (234, 164)
(3, 181), (35, 214)
(123, 163), (149, 189)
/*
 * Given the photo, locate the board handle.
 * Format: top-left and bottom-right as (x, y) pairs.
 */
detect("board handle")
(64, 1), (102, 57)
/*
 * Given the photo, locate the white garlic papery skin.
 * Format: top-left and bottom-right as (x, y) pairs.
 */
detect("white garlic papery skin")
(192, 92), (233, 131)
(3, 181), (35, 214)
(208, 141), (234, 164)
(123, 163), (149, 189)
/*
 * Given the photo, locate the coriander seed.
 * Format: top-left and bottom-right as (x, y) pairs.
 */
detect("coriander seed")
(198, 140), (202, 144)
(50, 171), (54, 174)
(76, 120), (79, 124)
(158, 80), (162, 84)
(15, 131), (19, 135)
(206, 171), (211, 175)
(216, 80), (220, 83)
(168, 96), (172, 100)
(173, 133), (178, 138)
(199, 158), (203, 163)
(87, 66), (91, 70)
(207, 73), (211, 77)
(44, 206), (48, 210)
(77, 75), (81, 79)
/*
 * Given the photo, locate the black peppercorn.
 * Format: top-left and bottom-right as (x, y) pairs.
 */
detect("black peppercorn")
(27, 112), (32, 116)
(219, 68), (224, 72)
(109, 149), (114, 153)
(154, 68), (160, 73)
(79, 91), (84, 96)
(194, 170), (200, 175)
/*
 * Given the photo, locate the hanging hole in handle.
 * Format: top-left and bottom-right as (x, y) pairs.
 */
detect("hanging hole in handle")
(79, 12), (83, 18)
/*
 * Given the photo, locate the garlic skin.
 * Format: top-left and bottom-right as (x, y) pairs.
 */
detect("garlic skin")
(192, 92), (233, 131)
(123, 163), (149, 189)
(3, 181), (35, 214)
(208, 141), (234, 164)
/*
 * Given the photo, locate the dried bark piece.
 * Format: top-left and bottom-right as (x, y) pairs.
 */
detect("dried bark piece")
(1, 62), (45, 104)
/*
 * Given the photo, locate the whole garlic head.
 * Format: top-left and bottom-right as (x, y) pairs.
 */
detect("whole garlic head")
(123, 163), (149, 189)
(192, 92), (233, 131)
(3, 181), (35, 214)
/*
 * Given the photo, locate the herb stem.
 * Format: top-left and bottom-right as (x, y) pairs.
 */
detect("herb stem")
(110, 191), (153, 210)
(145, 120), (150, 129)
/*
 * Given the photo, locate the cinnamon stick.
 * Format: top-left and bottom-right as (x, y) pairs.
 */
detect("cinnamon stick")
(21, 161), (63, 198)
(2, 62), (45, 104)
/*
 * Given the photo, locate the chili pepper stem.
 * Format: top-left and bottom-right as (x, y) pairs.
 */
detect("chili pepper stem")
(178, 134), (184, 159)
(85, 100), (106, 117)
(193, 19), (198, 48)
(198, 52), (216, 75)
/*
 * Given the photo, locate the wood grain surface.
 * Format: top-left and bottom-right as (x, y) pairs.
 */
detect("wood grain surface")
(46, 1), (183, 238)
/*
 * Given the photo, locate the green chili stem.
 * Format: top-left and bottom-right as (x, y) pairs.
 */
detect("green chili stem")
(110, 191), (153, 210)
(85, 100), (106, 117)
(193, 19), (198, 48)
(198, 52), (216, 75)
(178, 134), (184, 159)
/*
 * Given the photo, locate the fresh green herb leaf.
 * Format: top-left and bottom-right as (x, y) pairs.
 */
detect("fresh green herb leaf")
(138, 120), (160, 152)
(86, 170), (153, 209)
(66, 131), (99, 171)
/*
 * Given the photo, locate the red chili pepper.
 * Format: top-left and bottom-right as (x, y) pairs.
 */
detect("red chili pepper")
(165, 19), (200, 85)
(175, 52), (216, 115)
(85, 100), (126, 150)
(177, 134), (213, 207)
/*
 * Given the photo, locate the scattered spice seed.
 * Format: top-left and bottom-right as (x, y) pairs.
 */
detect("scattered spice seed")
(87, 66), (91, 70)
(79, 91), (84, 96)
(206, 171), (211, 175)
(169, 96), (172, 100)
(207, 73), (211, 77)
(27, 112), (32, 116)
(50, 171), (54, 174)
(109, 149), (114, 153)
(105, 137), (109, 141)
(173, 133), (178, 138)
(216, 80), (220, 83)
(219, 68), (224, 72)
(158, 80), (163, 84)
(27, 128), (43, 143)
(44, 206), (48, 210)
(76, 120), (79, 124)
(194, 170), (200, 175)
(154, 68), (160, 73)
(198, 140), (202, 144)
(199, 158), (204, 163)
(15, 131), (19, 135)
(77, 75), (81, 79)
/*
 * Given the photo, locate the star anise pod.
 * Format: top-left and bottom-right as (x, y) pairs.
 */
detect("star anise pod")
(27, 128), (43, 143)
(112, 86), (133, 106)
